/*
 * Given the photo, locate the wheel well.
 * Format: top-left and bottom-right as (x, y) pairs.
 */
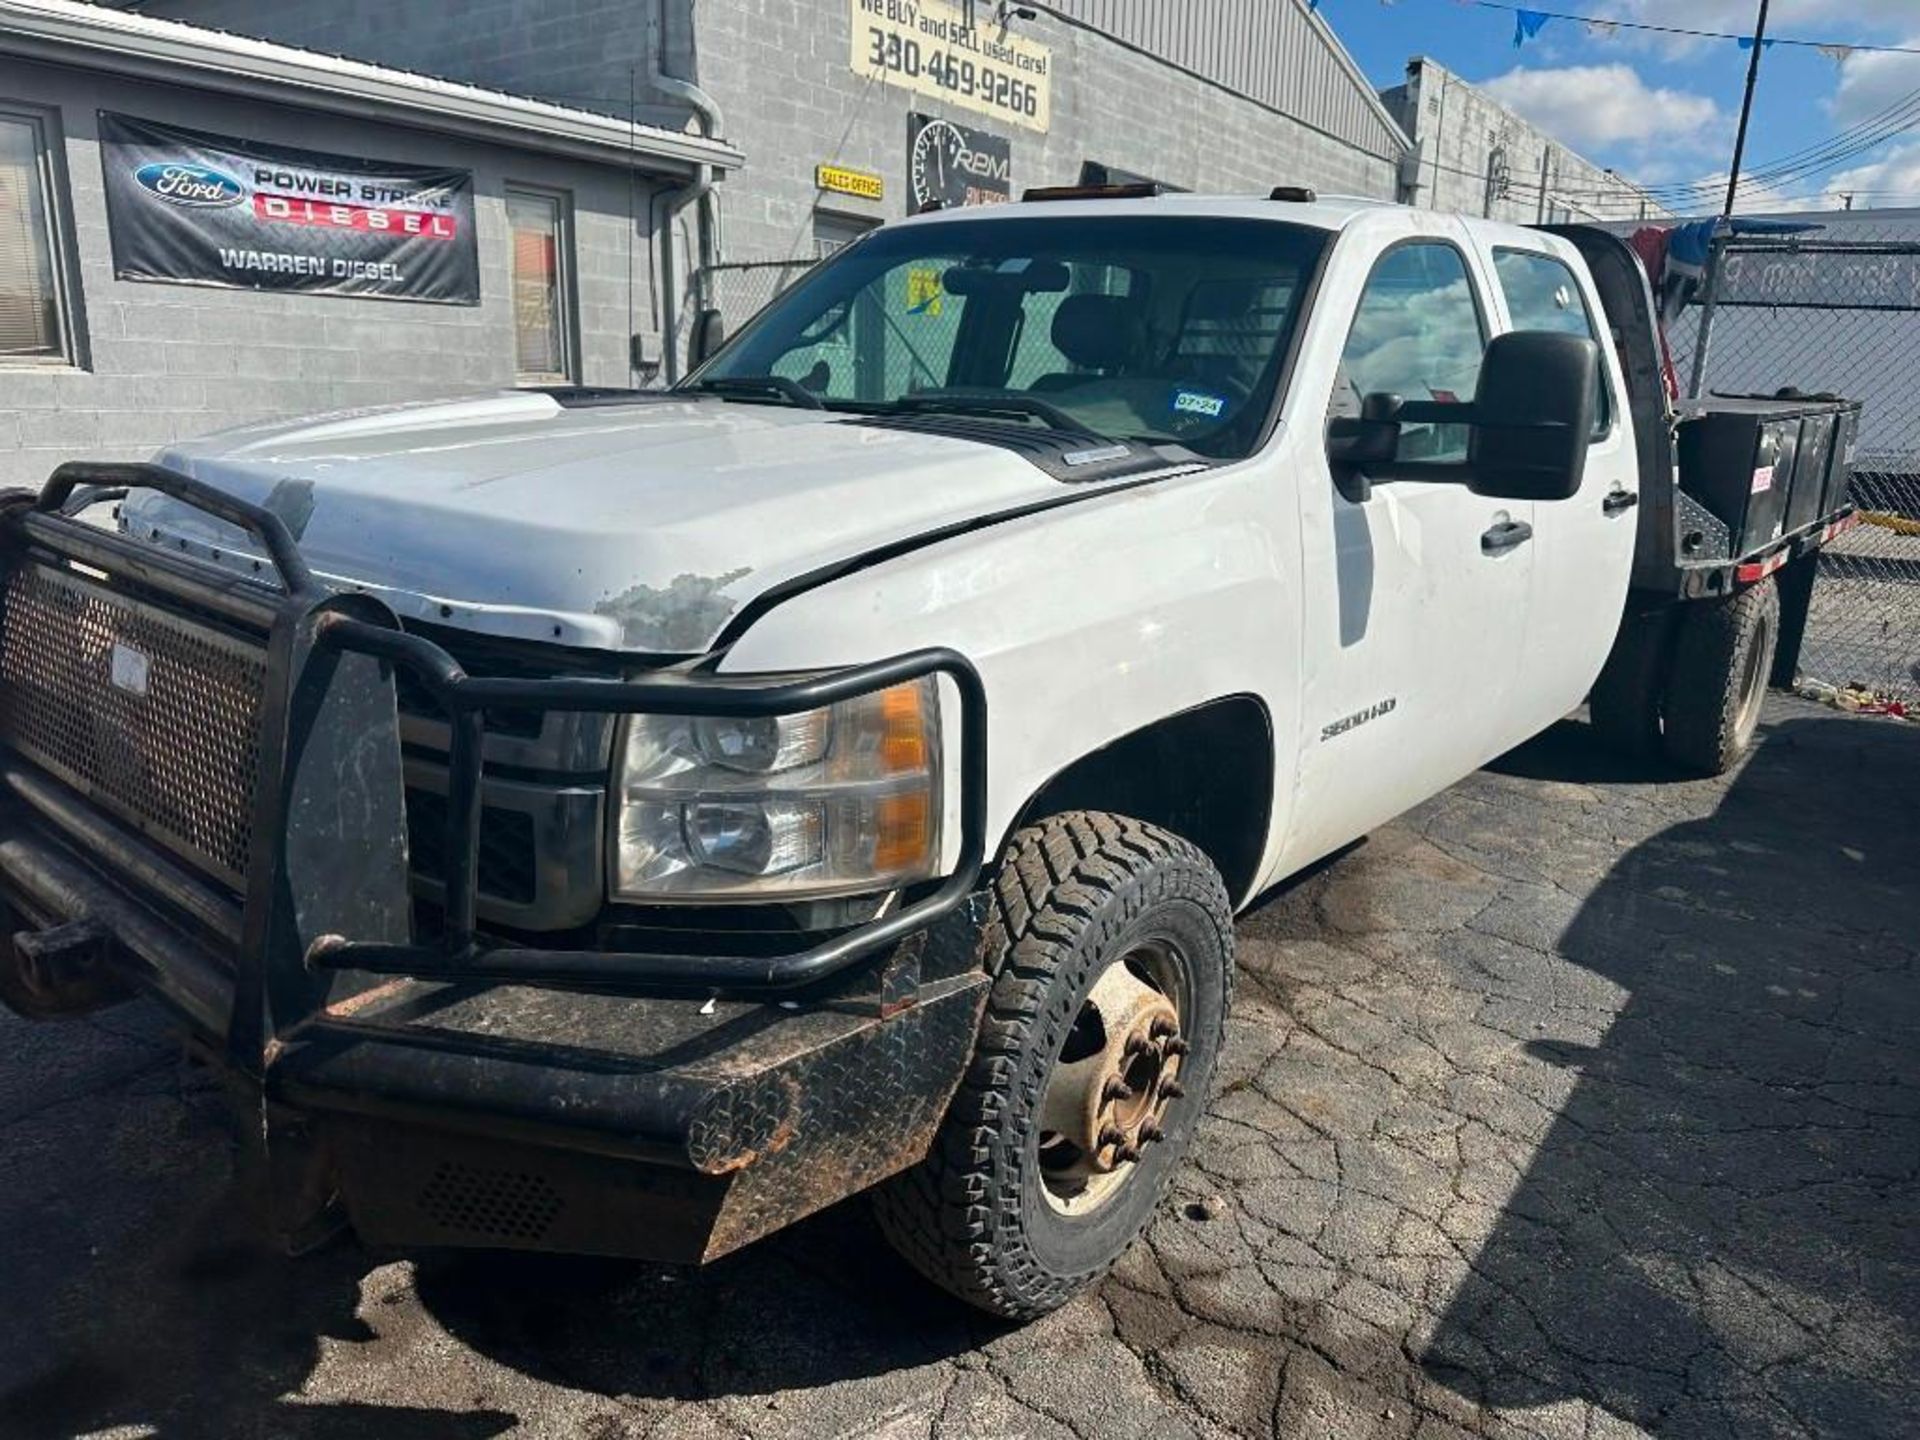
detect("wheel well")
(1006, 695), (1274, 907)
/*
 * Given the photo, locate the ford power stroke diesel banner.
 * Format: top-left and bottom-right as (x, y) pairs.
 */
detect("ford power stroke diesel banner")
(100, 113), (479, 305)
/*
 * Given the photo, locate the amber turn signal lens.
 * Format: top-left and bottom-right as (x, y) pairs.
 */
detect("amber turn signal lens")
(873, 789), (933, 873)
(880, 679), (930, 772)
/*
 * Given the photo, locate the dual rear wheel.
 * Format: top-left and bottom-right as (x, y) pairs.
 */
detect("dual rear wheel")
(1590, 574), (1781, 775)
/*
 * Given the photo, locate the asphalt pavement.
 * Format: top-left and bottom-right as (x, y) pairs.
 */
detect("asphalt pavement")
(1, 697), (1913, 1440)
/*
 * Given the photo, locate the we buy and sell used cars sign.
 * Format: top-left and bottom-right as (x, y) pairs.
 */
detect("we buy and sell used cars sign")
(100, 113), (479, 304)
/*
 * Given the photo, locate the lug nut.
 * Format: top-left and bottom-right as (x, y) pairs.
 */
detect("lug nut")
(1123, 1034), (1150, 1056)
(1161, 1081), (1185, 1101)
(1103, 1077), (1135, 1103)
(1098, 1124), (1125, 1148)
(1115, 1142), (1143, 1163)
(1149, 1016), (1176, 1039)
(1165, 1037), (1191, 1057)
(1141, 1122), (1165, 1144)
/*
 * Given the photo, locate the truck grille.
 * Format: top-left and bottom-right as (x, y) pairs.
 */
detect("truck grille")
(0, 561), (266, 889)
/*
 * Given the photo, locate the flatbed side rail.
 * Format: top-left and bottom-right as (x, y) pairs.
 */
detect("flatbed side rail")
(1676, 504), (1860, 600)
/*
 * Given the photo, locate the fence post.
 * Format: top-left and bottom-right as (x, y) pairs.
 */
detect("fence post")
(1687, 235), (1728, 399)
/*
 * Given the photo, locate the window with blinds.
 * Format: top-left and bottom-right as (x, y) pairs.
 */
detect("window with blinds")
(0, 110), (68, 364)
(507, 186), (574, 386)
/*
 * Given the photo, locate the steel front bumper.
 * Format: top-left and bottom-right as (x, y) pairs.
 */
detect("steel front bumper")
(0, 464), (992, 1262)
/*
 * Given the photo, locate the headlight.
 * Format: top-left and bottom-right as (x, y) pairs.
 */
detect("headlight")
(612, 677), (941, 900)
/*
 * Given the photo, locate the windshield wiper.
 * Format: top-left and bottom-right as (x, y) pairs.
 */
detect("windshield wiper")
(684, 375), (825, 410)
(883, 392), (1104, 439)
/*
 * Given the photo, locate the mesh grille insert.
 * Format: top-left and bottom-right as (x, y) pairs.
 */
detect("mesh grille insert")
(418, 1161), (564, 1241)
(0, 562), (266, 887)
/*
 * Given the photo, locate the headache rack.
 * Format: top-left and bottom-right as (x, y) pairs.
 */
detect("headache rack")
(0, 463), (988, 1078)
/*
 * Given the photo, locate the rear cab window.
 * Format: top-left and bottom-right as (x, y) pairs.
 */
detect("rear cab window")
(1492, 247), (1612, 435)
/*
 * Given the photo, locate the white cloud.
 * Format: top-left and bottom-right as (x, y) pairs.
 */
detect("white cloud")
(1817, 138), (1920, 208)
(1826, 40), (1920, 128)
(1479, 64), (1724, 154)
(1592, 1), (1915, 59)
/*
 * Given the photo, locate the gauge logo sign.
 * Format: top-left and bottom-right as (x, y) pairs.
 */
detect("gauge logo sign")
(908, 115), (1011, 211)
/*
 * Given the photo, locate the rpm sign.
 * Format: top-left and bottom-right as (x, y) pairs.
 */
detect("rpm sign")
(850, 0), (1052, 133)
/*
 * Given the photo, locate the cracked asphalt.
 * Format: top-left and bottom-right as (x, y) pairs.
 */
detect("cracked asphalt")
(1, 698), (1913, 1440)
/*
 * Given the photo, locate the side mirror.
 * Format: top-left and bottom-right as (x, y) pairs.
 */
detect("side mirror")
(1322, 332), (1598, 503)
(688, 307), (726, 368)
(1326, 391), (1404, 467)
(1466, 330), (1598, 502)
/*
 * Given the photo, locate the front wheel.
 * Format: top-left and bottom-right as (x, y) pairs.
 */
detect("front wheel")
(873, 812), (1233, 1319)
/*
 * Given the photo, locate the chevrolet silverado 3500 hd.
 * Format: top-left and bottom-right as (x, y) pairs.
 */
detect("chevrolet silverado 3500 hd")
(0, 190), (1859, 1318)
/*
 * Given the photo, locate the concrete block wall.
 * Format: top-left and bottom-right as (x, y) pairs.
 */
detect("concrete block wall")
(697, 0), (1402, 274)
(0, 57), (662, 487)
(147, 0), (697, 129)
(147, 0), (1405, 350)
(1383, 58), (1663, 224)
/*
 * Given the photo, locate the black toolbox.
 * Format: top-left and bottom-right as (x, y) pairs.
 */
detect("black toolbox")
(1676, 394), (1859, 556)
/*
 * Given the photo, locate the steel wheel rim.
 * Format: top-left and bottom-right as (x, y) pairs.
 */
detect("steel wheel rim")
(1035, 938), (1190, 1217)
(1735, 613), (1772, 744)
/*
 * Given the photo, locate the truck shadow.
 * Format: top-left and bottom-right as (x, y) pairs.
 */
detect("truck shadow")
(0, 1064), (516, 1439)
(407, 1201), (993, 1402)
(1421, 713), (1920, 1436)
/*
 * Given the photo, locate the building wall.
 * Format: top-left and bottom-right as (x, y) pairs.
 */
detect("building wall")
(0, 55), (662, 487)
(1041, 0), (1408, 164)
(134, 0), (702, 131)
(1382, 57), (1663, 224)
(698, 0), (1402, 270)
(145, 0), (1408, 338)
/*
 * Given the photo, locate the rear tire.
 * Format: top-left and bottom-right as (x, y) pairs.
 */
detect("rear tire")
(1661, 577), (1779, 775)
(1588, 608), (1673, 758)
(873, 812), (1233, 1319)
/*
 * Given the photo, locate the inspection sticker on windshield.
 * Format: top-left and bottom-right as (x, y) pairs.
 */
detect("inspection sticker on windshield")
(1172, 389), (1227, 419)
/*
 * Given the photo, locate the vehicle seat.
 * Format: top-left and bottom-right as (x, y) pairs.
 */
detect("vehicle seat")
(1169, 276), (1292, 397)
(1029, 293), (1146, 393)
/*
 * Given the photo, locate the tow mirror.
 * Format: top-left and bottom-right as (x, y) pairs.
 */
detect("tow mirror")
(1323, 331), (1598, 503)
(1465, 331), (1598, 502)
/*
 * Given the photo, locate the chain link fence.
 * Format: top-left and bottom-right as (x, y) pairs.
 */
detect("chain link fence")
(694, 258), (818, 338)
(1668, 221), (1920, 705)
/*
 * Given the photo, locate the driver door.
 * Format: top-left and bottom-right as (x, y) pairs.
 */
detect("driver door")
(1287, 228), (1537, 864)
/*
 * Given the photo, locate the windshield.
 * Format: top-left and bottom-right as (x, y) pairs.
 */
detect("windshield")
(687, 214), (1330, 460)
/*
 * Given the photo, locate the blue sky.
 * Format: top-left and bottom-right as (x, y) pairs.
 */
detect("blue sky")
(1317, 0), (1920, 214)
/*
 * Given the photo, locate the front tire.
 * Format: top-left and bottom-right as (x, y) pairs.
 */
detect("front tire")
(873, 812), (1233, 1319)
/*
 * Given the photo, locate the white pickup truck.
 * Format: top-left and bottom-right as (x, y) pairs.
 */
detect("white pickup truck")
(0, 189), (1860, 1319)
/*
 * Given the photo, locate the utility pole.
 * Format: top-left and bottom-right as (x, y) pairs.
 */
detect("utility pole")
(1723, 0), (1771, 216)
(1694, 0), (1772, 398)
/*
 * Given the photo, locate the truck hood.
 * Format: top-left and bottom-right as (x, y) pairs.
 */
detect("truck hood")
(129, 391), (1113, 653)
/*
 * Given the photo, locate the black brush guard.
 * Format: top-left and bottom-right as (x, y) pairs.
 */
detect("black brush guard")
(0, 462), (994, 1262)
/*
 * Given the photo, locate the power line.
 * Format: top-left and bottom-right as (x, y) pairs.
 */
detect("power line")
(1463, 2), (1920, 58)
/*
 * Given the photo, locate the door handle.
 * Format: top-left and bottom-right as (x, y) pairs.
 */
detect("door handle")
(1481, 518), (1533, 554)
(1603, 489), (1640, 516)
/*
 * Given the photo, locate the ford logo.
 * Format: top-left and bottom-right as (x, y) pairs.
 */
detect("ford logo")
(134, 161), (246, 208)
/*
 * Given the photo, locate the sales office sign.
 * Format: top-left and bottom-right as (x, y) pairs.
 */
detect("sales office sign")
(850, 0), (1052, 133)
(101, 113), (479, 304)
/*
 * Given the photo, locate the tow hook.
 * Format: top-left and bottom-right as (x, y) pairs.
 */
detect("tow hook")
(0, 915), (130, 1018)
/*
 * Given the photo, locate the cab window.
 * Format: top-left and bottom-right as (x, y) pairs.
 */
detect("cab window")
(1329, 243), (1486, 463)
(1493, 247), (1611, 435)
